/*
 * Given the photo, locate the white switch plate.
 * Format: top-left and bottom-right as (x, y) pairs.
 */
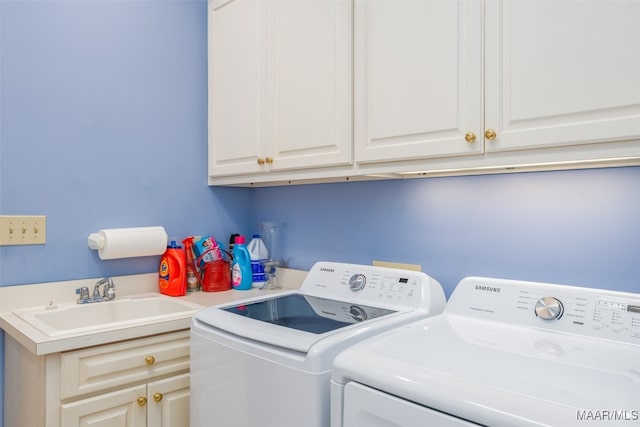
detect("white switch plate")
(0, 215), (47, 246)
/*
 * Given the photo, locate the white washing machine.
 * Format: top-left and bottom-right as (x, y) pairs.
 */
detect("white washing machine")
(331, 276), (640, 427)
(190, 261), (446, 427)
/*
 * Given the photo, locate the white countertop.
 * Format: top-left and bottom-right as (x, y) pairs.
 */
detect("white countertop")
(0, 268), (307, 355)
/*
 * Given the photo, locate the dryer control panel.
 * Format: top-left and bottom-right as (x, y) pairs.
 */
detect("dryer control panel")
(300, 261), (446, 312)
(447, 277), (640, 344)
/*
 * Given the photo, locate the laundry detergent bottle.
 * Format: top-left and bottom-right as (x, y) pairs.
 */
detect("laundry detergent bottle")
(159, 239), (187, 296)
(231, 235), (252, 290)
(248, 234), (268, 288)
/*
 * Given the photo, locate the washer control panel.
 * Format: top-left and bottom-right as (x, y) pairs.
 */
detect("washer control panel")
(300, 261), (445, 311)
(446, 277), (640, 344)
(340, 271), (420, 303)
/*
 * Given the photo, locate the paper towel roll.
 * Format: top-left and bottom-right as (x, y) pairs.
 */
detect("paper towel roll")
(88, 226), (168, 260)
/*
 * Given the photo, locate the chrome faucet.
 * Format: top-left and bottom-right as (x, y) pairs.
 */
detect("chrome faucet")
(100, 277), (116, 301)
(76, 277), (116, 304)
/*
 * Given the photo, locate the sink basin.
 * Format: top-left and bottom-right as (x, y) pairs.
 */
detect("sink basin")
(13, 294), (202, 337)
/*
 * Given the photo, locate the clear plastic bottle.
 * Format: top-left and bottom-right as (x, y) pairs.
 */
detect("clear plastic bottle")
(248, 234), (269, 288)
(231, 235), (252, 290)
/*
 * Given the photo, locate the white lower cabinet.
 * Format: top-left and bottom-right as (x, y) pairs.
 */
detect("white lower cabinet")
(4, 330), (190, 427)
(60, 374), (190, 427)
(60, 384), (147, 427)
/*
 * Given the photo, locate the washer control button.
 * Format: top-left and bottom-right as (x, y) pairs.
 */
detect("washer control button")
(349, 274), (367, 292)
(535, 297), (564, 320)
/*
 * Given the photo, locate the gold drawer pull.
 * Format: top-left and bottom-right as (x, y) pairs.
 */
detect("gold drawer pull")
(265, 157), (273, 165)
(153, 393), (163, 403)
(257, 158), (266, 165)
(485, 128), (497, 140)
(145, 356), (155, 366)
(464, 132), (476, 143)
(137, 396), (147, 407)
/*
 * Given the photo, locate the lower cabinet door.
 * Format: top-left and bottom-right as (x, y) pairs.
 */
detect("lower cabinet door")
(147, 373), (190, 427)
(61, 384), (147, 427)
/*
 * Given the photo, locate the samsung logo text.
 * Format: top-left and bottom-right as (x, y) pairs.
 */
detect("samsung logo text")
(475, 285), (501, 293)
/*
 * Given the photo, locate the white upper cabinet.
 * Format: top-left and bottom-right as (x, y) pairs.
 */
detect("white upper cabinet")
(266, 0), (352, 171)
(208, 0), (640, 186)
(208, 0), (352, 179)
(354, 0), (640, 165)
(484, 0), (640, 153)
(354, 0), (483, 163)
(208, 0), (266, 177)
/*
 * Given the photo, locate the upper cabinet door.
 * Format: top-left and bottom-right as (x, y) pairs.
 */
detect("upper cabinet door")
(266, 0), (352, 171)
(354, 0), (483, 164)
(208, 0), (352, 179)
(208, 0), (266, 177)
(485, 0), (640, 152)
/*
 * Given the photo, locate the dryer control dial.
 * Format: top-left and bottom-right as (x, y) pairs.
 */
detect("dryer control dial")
(535, 297), (564, 320)
(349, 274), (367, 292)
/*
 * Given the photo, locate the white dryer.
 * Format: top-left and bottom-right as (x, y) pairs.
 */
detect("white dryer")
(190, 261), (446, 427)
(331, 277), (640, 427)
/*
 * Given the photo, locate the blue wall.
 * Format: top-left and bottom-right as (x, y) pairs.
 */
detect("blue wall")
(0, 0), (253, 285)
(2, 1), (640, 426)
(0, 1), (251, 425)
(254, 167), (640, 297)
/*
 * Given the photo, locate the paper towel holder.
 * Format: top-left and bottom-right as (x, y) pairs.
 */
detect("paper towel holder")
(88, 226), (169, 260)
(87, 233), (106, 250)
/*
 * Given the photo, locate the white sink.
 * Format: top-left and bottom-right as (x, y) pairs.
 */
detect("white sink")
(13, 294), (202, 337)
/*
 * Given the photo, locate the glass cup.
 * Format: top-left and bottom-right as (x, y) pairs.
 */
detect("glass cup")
(259, 221), (284, 290)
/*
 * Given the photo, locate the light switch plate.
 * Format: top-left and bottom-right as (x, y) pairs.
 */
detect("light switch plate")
(0, 215), (47, 245)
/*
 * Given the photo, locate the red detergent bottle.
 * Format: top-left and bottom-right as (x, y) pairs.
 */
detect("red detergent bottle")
(159, 239), (187, 296)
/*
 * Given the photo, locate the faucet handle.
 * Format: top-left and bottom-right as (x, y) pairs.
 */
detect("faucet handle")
(103, 278), (116, 300)
(76, 286), (90, 303)
(92, 284), (102, 298)
(105, 285), (116, 300)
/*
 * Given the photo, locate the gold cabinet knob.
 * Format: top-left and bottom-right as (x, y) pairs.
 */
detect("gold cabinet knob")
(145, 356), (155, 366)
(464, 132), (476, 143)
(485, 129), (497, 140)
(265, 157), (273, 165)
(153, 393), (163, 403)
(137, 396), (148, 407)
(257, 158), (266, 165)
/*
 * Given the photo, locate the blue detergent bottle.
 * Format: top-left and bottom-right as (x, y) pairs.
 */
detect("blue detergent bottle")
(231, 235), (252, 290)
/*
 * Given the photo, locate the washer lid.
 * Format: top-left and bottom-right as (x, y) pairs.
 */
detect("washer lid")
(333, 315), (640, 427)
(193, 291), (397, 353)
